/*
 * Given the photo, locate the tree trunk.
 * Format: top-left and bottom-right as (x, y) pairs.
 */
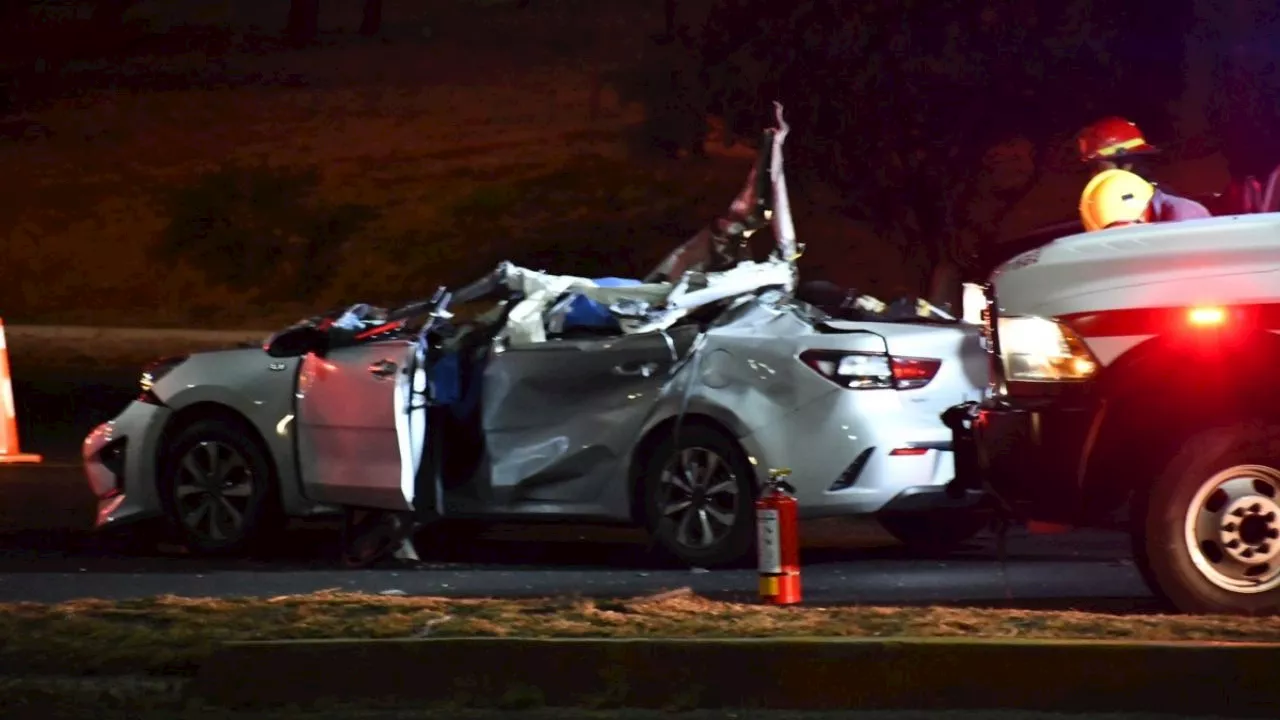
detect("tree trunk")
(663, 0), (676, 38)
(359, 0), (383, 37)
(286, 0), (320, 46)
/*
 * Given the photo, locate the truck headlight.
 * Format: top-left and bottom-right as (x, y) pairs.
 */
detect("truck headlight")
(997, 316), (1098, 381)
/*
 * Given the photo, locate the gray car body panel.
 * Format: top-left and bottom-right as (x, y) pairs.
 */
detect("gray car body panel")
(155, 349), (316, 515)
(87, 292), (986, 528)
(476, 324), (700, 511)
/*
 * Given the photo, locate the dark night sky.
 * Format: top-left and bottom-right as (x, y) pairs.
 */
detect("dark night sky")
(2, 0), (1279, 320)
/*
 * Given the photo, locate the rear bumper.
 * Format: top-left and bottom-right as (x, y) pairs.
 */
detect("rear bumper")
(943, 397), (1097, 525)
(738, 386), (982, 519)
(878, 484), (988, 515)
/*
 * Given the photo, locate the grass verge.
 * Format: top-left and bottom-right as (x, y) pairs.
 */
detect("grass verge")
(3, 589), (1279, 678)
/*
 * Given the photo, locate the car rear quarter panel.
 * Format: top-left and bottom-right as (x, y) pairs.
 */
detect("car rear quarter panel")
(849, 321), (988, 420)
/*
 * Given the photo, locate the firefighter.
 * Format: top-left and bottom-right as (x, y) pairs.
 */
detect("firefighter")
(1076, 116), (1158, 172)
(1079, 168), (1213, 231)
(1075, 116), (1211, 222)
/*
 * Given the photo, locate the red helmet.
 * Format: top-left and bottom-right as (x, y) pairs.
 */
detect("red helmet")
(1076, 116), (1158, 162)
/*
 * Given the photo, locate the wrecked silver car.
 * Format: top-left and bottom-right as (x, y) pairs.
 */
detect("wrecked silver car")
(84, 105), (990, 567)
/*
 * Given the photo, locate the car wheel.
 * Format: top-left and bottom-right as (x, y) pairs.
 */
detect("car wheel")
(157, 417), (282, 556)
(643, 425), (755, 568)
(1136, 422), (1280, 615)
(879, 511), (989, 555)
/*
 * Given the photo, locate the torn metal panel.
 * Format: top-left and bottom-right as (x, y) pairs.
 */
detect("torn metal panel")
(766, 101), (799, 266)
(493, 256), (796, 344)
(491, 103), (800, 347)
(647, 105), (796, 277)
(498, 265), (673, 345)
(479, 325), (700, 502)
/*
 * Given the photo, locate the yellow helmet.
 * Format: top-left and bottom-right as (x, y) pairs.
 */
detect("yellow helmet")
(1079, 168), (1155, 231)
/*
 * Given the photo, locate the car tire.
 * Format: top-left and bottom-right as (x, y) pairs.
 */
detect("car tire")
(1134, 421), (1280, 615)
(642, 424), (756, 568)
(156, 417), (282, 556)
(879, 511), (989, 555)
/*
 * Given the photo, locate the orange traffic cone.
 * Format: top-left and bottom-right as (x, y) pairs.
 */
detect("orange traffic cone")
(0, 320), (41, 464)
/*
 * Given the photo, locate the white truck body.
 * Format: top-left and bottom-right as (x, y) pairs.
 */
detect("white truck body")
(946, 211), (1280, 615)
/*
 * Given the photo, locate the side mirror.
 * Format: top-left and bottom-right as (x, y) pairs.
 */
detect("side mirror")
(264, 324), (326, 358)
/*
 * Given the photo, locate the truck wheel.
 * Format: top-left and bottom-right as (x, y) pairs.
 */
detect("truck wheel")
(643, 425), (756, 568)
(1135, 422), (1280, 615)
(880, 512), (989, 555)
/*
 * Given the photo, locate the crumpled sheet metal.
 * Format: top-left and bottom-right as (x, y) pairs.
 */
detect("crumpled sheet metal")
(766, 101), (798, 267)
(498, 266), (673, 345)
(492, 102), (801, 348)
(662, 259), (794, 312)
(478, 324), (700, 495)
(496, 258), (798, 345)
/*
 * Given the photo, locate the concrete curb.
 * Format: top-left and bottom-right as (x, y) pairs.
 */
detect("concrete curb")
(189, 636), (1279, 715)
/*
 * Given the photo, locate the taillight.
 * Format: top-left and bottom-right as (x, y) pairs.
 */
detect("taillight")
(799, 350), (941, 390)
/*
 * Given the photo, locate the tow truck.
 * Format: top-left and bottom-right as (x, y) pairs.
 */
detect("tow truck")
(944, 211), (1280, 615)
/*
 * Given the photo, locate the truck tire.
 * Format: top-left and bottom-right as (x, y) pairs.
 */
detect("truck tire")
(1134, 422), (1280, 615)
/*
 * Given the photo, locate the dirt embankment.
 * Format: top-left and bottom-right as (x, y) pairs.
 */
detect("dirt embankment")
(1, 0), (1231, 329)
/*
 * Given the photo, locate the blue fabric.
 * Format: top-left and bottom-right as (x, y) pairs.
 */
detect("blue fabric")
(561, 277), (643, 331)
(426, 350), (462, 406)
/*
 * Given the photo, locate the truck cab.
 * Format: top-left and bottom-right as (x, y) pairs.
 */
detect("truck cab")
(945, 212), (1280, 615)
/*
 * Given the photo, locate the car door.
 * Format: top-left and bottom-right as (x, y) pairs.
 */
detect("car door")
(295, 339), (424, 511)
(480, 325), (699, 504)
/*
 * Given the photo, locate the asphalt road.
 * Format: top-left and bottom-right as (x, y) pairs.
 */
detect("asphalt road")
(1, 364), (1155, 609)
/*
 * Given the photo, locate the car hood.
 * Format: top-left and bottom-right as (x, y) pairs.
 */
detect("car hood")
(992, 213), (1280, 318)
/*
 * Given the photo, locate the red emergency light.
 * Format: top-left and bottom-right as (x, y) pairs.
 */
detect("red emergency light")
(1187, 306), (1227, 327)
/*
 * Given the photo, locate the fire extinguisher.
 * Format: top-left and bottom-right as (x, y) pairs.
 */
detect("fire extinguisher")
(756, 468), (801, 605)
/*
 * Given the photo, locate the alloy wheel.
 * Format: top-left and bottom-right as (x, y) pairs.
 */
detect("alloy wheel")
(658, 446), (742, 550)
(174, 440), (255, 544)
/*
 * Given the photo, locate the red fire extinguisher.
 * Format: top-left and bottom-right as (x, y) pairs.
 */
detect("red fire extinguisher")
(757, 468), (801, 605)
